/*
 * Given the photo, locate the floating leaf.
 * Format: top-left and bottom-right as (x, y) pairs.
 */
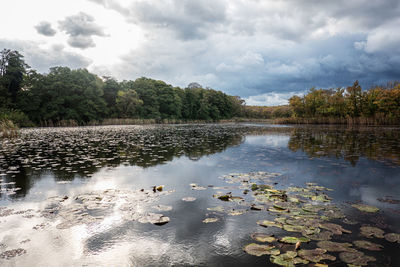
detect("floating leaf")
(280, 236), (310, 244)
(339, 251), (376, 266)
(153, 204), (173, 211)
(353, 240), (383, 251)
(251, 233), (276, 243)
(351, 204), (379, 213)
(0, 248), (26, 260)
(317, 241), (357, 252)
(283, 224), (304, 232)
(257, 220), (283, 228)
(243, 243), (277, 256)
(343, 218), (358, 225)
(270, 251), (302, 267)
(229, 209), (245, 216)
(360, 226), (384, 238)
(250, 204), (264, 211)
(207, 206), (225, 212)
(319, 223), (351, 235)
(203, 217), (219, 223)
(298, 248), (336, 263)
(303, 231), (333, 241)
(182, 197), (196, 202)
(384, 233), (400, 243)
(138, 213), (170, 225)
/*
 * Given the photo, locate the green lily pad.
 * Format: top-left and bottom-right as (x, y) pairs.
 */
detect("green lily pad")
(311, 194), (331, 202)
(302, 204), (325, 213)
(229, 209), (245, 216)
(243, 243), (278, 256)
(353, 240), (383, 251)
(203, 217), (219, 223)
(250, 204), (264, 211)
(182, 197), (196, 202)
(343, 218), (358, 225)
(384, 233), (400, 243)
(351, 204), (379, 213)
(319, 223), (351, 235)
(339, 251), (376, 266)
(251, 233), (276, 243)
(298, 248), (336, 263)
(316, 241), (357, 252)
(303, 231), (333, 241)
(283, 224), (304, 232)
(207, 206), (224, 212)
(257, 220), (283, 228)
(270, 251), (301, 267)
(279, 236), (310, 244)
(360, 226), (385, 238)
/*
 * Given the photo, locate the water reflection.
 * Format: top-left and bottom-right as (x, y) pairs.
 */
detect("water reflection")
(288, 126), (400, 166)
(0, 124), (400, 266)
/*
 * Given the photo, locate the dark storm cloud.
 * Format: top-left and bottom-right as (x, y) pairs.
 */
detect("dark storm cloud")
(0, 39), (91, 73)
(89, 0), (400, 104)
(34, 21), (57, 37)
(59, 12), (106, 49)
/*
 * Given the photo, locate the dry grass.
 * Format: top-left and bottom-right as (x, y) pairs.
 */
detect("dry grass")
(0, 119), (19, 139)
(273, 115), (400, 125)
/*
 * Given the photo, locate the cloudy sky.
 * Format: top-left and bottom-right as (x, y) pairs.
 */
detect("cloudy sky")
(1, 0), (399, 105)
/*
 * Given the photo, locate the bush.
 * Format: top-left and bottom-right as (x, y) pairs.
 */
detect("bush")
(0, 119), (19, 138)
(0, 109), (33, 127)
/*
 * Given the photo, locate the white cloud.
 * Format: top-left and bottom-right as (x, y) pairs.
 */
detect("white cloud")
(244, 91), (305, 106)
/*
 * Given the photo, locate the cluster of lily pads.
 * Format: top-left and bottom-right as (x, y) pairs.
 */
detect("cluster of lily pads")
(0, 125), (273, 199)
(204, 171), (399, 266)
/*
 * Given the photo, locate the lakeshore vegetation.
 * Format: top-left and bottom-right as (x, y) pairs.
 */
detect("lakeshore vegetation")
(1, 48), (399, 128)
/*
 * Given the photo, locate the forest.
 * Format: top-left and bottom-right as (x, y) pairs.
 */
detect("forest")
(1, 48), (399, 127)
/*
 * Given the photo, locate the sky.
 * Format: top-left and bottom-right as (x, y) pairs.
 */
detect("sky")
(1, 0), (399, 105)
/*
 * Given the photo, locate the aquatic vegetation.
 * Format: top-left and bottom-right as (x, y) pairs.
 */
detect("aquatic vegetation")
(182, 197), (196, 202)
(297, 248), (335, 263)
(351, 203), (379, 213)
(339, 251), (376, 266)
(384, 233), (400, 243)
(270, 251), (309, 267)
(251, 233), (276, 243)
(243, 243), (279, 257)
(0, 248), (26, 260)
(279, 236), (310, 244)
(203, 218), (219, 223)
(353, 240), (383, 251)
(316, 241), (356, 252)
(360, 226), (385, 238)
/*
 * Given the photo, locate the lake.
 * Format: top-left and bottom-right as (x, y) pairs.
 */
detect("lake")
(0, 124), (399, 266)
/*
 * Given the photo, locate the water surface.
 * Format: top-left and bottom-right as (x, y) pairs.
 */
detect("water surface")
(0, 124), (399, 266)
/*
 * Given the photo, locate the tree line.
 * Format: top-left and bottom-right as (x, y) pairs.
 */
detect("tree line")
(1, 48), (399, 126)
(0, 49), (243, 126)
(287, 81), (400, 124)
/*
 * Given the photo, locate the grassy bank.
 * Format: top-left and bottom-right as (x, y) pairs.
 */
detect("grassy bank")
(273, 116), (400, 125)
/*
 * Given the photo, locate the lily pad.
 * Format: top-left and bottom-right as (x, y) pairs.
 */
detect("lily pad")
(0, 248), (27, 260)
(207, 206), (225, 212)
(153, 204), (173, 211)
(182, 197), (196, 202)
(270, 251), (302, 267)
(298, 248), (336, 263)
(257, 220), (283, 228)
(279, 236), (310, 244)
(251, 233), (276, 243)
(351, 204), (379, 213)
(138, 213), (170, 225)
(283, 224), (304, 232)
(384, 233), (400, 243)
(203, 217), (219, 223)
(243, 243), (278, 256)
(353, 240), (383, 251)
(229, 209), (245, 216)
(360, 226), (384, 238)
(303, 231), (333, 241)
(319, 223), (351, 235)
(339, 251), (376, 266)
(317, 241), (357, 252)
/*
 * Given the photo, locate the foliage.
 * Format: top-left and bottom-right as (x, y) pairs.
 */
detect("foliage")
(0, 118), (19, 139)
